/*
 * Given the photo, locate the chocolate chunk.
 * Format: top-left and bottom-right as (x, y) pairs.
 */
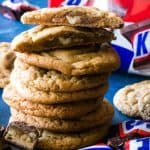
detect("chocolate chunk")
(133, 54), (150, 70)
(107, 136), (124, 149)
(0, 126), (5, 136)
(106, 122), (146, 149)
(0, 125), (10, 150)
(4, 122), (39, 150)
(107, 134), (143, 149)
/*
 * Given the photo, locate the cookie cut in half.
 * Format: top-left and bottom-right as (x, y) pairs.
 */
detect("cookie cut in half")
(12, 25), (115, 52)
(21, 6), (123, 28)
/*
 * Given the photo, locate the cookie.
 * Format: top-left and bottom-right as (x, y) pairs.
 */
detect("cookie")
(12, 25), (115, 52)
(11, 79), (108, 104)
(138, 88), (150, 120)
(0, 42), (16, 69)
(37, 125), (110, 150)
(6, 121), (110, 150)
(10, 99), (114, 132)
(4, 122), (38, 150)
(21, 6), (123, 28)
(11, 58), (109, 92)
(113, 80), (150, 117)
(17, 44), (120, 76)
(0, 70), (10, 88)
(3, 85), (101, 119)
(0, 42), (16, 88)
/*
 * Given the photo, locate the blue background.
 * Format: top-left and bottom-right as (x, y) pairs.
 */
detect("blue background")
(0, 0), (149, 126)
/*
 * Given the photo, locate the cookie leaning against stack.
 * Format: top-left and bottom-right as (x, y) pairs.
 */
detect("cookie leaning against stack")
(3, 6), (123, 150)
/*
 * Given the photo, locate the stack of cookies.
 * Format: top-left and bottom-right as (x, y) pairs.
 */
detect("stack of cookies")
(3, 6), (123, 150)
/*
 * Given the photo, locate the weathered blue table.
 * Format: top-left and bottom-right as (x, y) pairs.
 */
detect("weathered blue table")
(0, 0), (149, 126)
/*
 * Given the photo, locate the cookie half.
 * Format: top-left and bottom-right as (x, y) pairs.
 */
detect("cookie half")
(17, 44), (120, 76)
(11, 59), (109, 92)
(10, 100), (114, 132)
(12, 25), (115, 52)
(113, 80), (150, 117)
(3, 85), (102, 119)
(21, 6), (123, 28)
(0, 42), (16, 88)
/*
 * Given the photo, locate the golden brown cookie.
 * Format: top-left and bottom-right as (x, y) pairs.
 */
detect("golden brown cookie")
(11, 79), (108, 104)
(17, 44), (120, 76)
(138, 88), (150, 120)
(12, 25), (115, 52)
(21, 6), (123, 28)
(4, 122), (39, 150)
(113, 80), (150, 117)
(0, 42), (16, 69)
(37, 125), (110, 150)
(0, 42), (16, 88)
(10, 100), (114, 132)
(6, 121), (110, 150)
(11, 58), (109, 92)
(0, 69), (10, 88)
(3, 85), (102, 119)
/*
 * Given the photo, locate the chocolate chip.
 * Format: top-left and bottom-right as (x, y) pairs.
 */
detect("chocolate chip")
(107, 136), (124, 149)
(0, 126), (5, 137)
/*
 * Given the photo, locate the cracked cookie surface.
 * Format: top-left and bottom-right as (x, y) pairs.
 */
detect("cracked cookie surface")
(113, 80), (150, 117)
(0, 42), (16, 88)
(37, 125), (110, 150)
(21, 6), (123, 28)
(12, 81), (108, 104)
(11, 59), (109, 92)
(138, 88), (150, 120)
(17, 44), (120, 76)
(3, 85), (102, 119)
(12, 25), (115, 52)
(10, 99), (114, 132)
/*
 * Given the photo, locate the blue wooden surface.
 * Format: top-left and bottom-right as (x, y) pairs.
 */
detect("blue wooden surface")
(0, 0), (149, 126)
